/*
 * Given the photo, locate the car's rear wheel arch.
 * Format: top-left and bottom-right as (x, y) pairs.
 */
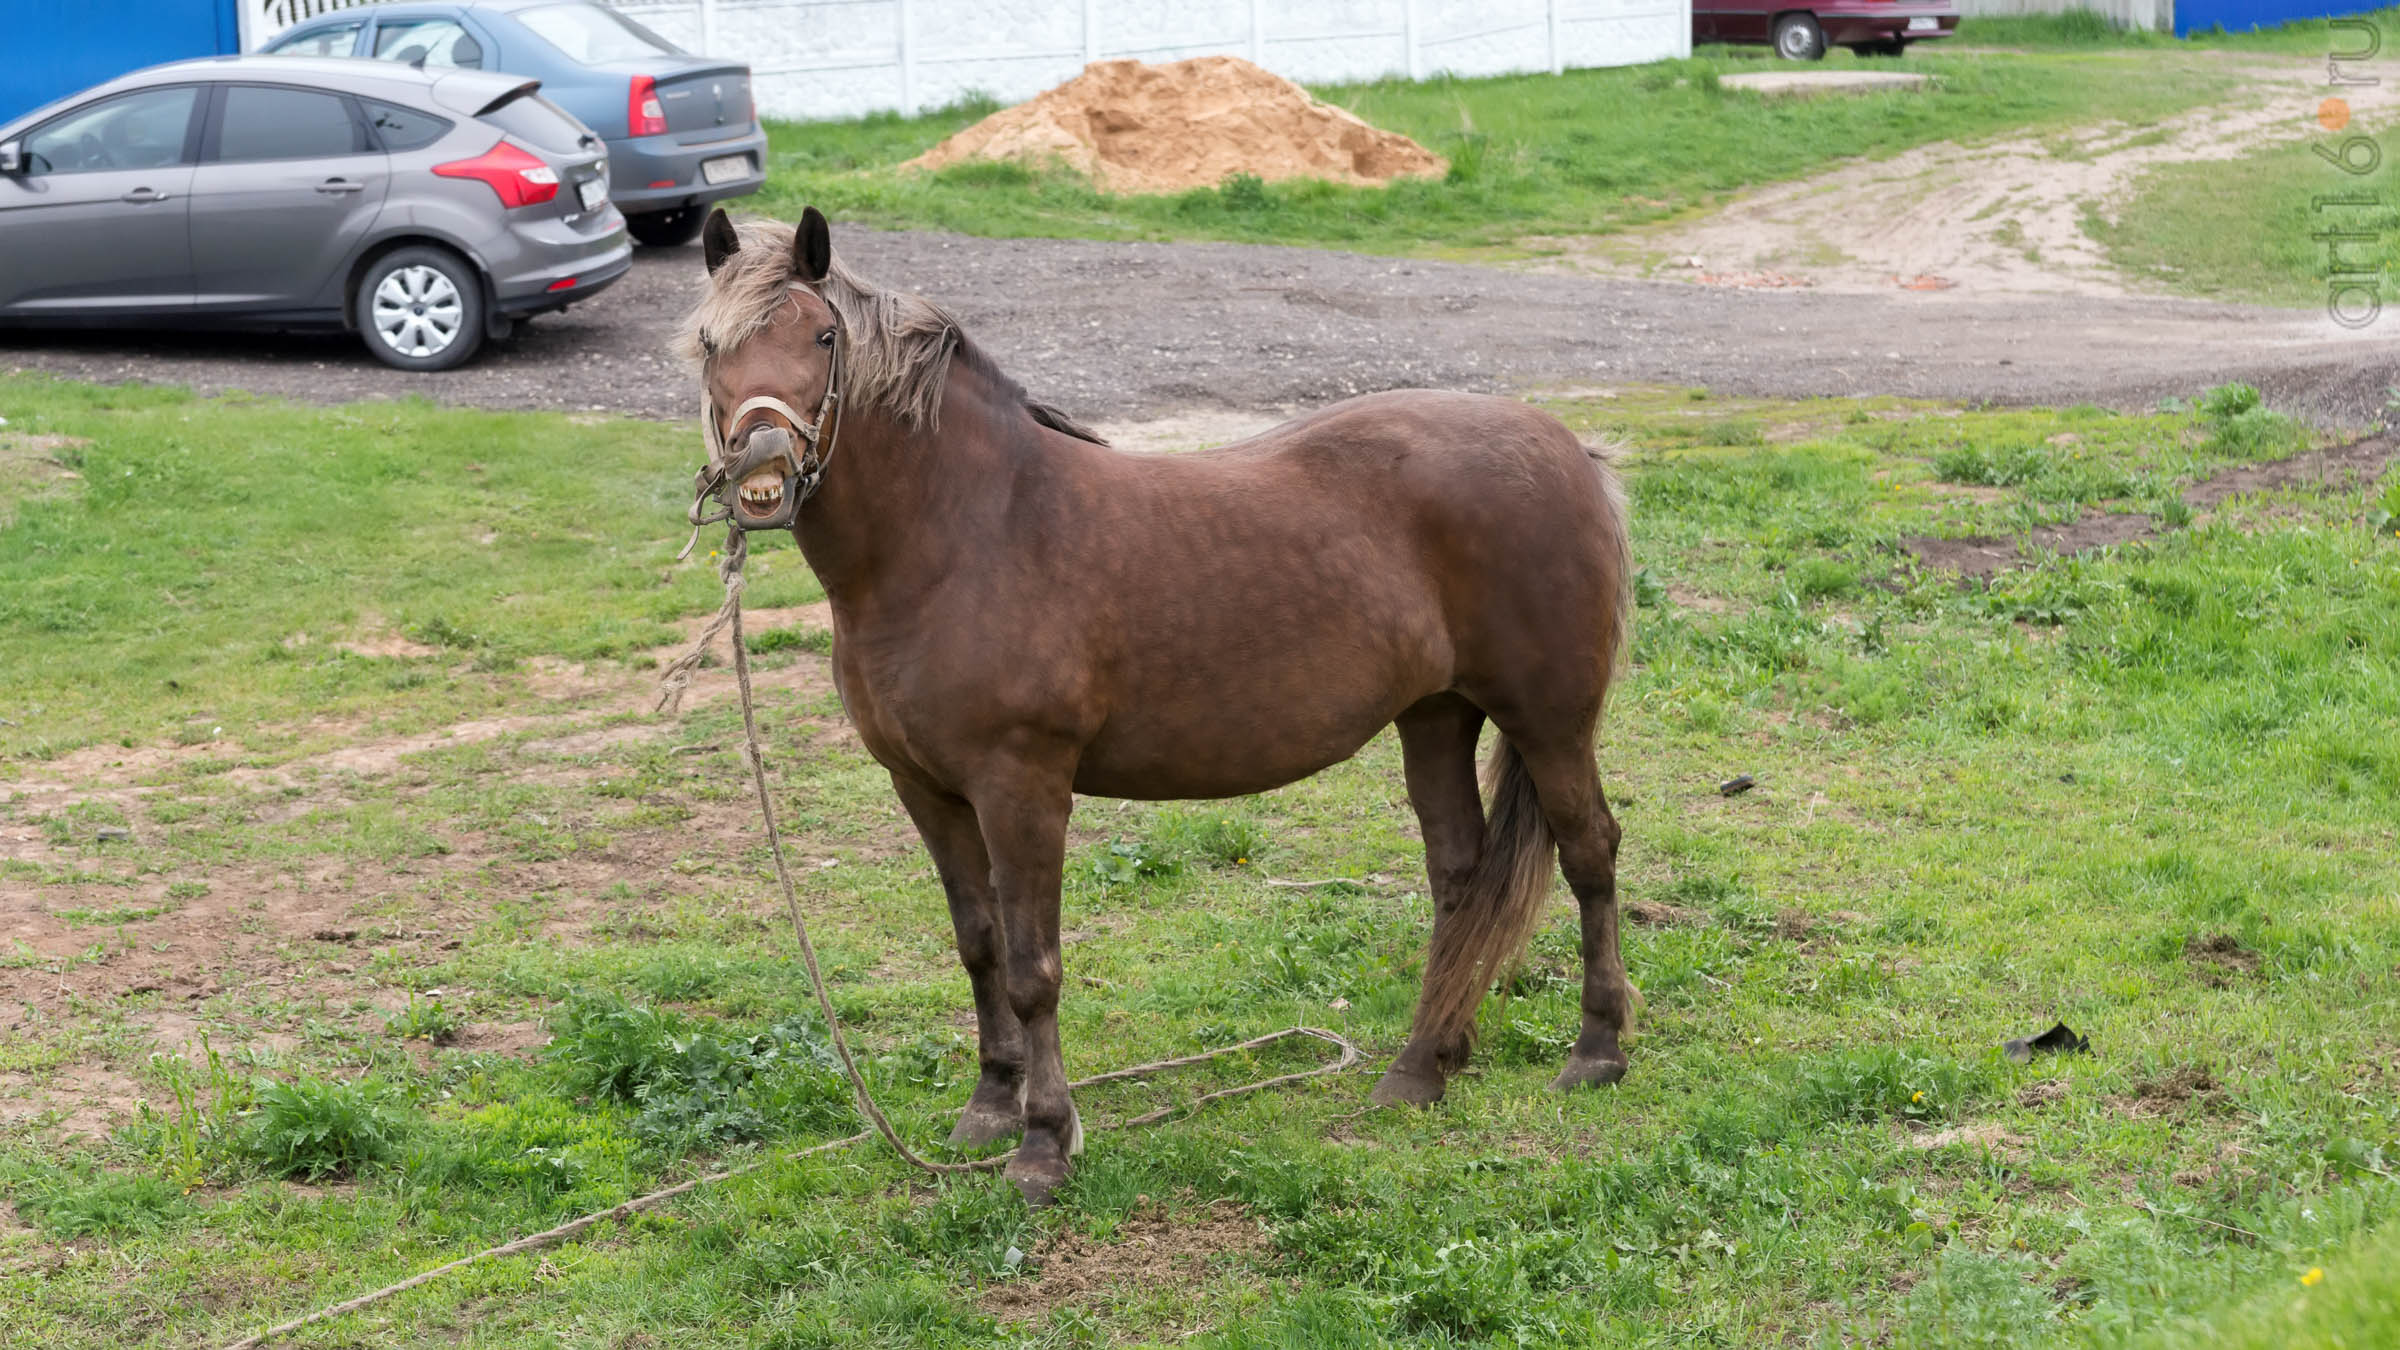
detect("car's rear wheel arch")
(343, 236), (496, 336)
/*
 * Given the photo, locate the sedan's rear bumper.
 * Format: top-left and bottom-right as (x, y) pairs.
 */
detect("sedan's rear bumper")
(1819, 8), (1958, 41)
(606, 124), (769, 216)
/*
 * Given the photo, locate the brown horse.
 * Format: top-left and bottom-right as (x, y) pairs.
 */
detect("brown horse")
(685, 207), (1636, 1204)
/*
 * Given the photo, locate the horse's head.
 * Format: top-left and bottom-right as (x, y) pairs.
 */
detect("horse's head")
(692, 206), (841, 528)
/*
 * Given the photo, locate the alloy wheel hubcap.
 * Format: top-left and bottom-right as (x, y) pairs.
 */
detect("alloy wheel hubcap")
(373, 265), (463, 358)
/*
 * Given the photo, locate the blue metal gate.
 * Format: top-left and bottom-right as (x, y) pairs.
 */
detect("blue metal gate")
(2175, 0), (2386, 35)
(3, 0), (245, 124)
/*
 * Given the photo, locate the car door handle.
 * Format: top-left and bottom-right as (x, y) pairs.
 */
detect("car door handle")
(120, 187), (171, 204)
(315, 179), (365, 194)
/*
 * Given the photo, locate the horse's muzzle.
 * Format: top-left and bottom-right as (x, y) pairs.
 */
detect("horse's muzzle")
(716, 424), (805, 532)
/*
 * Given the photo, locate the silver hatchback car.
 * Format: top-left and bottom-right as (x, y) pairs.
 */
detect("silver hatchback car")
(0, 56), (631, 371)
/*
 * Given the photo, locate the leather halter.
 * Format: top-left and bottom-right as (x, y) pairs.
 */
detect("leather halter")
(685, 288), (846, 543)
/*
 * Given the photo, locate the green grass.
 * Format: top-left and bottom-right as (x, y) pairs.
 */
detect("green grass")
(5, 375), (2400, 1345)
(748, 50), (2233, 254)
(2094, 122), (2399, 308)
(0, 379), (823, 763)
(2146, 1213), (2400, 1349)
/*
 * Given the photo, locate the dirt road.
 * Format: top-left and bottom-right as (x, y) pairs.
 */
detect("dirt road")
(3, 224), (2391, 431)
(1543, 54), (2398, 300)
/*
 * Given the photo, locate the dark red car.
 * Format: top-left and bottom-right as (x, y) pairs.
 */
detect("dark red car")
(1695, 0), (1958, 59)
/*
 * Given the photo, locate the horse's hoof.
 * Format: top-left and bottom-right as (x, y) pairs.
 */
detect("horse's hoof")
(948, 1105), (1022, 1148)
(1004, 1152), (1070, 1207)
(1550, 1054), (1629, 1091)
(1368, 1065), (1446, 1108)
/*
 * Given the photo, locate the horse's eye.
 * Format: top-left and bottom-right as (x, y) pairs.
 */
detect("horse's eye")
(699, 336), (717, 359)
(816, 329), (835, 349)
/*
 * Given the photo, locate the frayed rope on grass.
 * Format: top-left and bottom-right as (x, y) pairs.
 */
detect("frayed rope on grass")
(218, 526), (1362, 1350)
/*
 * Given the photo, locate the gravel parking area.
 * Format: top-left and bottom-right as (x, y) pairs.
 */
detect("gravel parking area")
(3, 228), (2391, 428)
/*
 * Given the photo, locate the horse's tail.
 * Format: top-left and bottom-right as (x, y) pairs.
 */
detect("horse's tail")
(1410, 737), (1557, 1069)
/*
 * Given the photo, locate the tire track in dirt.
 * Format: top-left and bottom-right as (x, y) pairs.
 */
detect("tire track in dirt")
(1538, 55), (2398, 298)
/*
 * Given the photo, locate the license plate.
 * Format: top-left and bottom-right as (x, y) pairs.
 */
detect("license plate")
(577, 178), (606, 211)
(701, 154), (750, 185)
(1907, 15), (1938, 29)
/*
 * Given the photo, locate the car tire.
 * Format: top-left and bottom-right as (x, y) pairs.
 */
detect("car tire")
(355, 245), (487, 373)
(1851, 37), (1908, 56)
(1775, 13), (1828, 60)
(627, 207), (707, 248)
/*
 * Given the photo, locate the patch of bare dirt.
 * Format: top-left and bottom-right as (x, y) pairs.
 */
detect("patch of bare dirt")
(2017, 1080), (2071, 1109)
(2185, 933), (2262, 986)
(456, 1021), (551, 1056)
(1904, 511), (2158, 578)
(1623, 899), (1705, 927)
(1535, 54), (2400, 297)
(908, 57), (1444, 194)
(981, 1202), (1271, 1322)
(1665, 584), (1730, 614)
(0, 1062), (150, 1142)
(2188, 431), (2397, 509)
(2114, 1065), (2224, 1119)
(1907, 1121), (2029, 1158)
(328, 618), (441, 661)
(0, 432), (89, 522)
(1905, 432), (2397, 577)
(1775, 908), (1865, 944)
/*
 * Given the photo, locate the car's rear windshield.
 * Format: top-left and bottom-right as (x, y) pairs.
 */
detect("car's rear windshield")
(515, 2), (682, 63)
(480, 92), (590, 155)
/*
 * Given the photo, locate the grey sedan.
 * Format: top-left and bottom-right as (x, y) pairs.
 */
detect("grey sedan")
(264, 0), (768, 248)
(0, 56), (631, 371)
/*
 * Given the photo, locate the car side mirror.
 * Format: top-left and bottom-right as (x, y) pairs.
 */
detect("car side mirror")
(0, 142), (21, 175)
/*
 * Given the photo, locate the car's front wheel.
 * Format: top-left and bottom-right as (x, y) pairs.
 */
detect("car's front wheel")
(355, 245), (486, 373)
(1774, 12), (1828, 60)
(627, 207), (706, 248)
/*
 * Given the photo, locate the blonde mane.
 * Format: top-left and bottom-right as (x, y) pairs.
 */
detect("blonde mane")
(677, 217), (1099, 444)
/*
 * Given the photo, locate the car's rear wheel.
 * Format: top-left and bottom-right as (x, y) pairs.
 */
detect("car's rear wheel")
(627, 207), (707, 248)
(356, 245), (486, 373)
(1851, 37), (1909, 56)
(1775, 12), (1828, 60)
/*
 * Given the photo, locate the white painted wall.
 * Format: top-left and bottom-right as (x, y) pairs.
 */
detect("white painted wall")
(600, 0), (1690, 122)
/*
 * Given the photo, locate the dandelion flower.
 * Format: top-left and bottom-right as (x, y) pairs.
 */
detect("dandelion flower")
(2301, 1267), (2325, 1287)
(1911, 1090), (1925, 1104)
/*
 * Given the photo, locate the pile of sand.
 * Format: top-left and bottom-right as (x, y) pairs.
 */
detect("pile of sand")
(905, 56), (1446, 196)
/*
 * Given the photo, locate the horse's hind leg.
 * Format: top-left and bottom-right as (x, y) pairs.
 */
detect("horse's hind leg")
(1371, 693), (1487, 1108)
(892, 775), (1027, 1146)
(1511, 738), (1634, 1090)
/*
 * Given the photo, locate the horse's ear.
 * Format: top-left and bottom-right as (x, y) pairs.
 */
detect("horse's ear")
(794, 206), (831, 285)
(702, 209), (740, 275)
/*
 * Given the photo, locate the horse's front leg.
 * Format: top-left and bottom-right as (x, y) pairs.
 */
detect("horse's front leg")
(966, 760), (1079, 1206)
(891, 774), (1026, 1147)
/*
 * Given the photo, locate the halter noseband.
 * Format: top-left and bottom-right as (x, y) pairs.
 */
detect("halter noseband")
(685, 287), (846, 542)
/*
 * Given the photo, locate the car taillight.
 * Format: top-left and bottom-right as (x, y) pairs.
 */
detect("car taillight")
(432, 140), (560, 209)
(629, 75), (667, 136)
